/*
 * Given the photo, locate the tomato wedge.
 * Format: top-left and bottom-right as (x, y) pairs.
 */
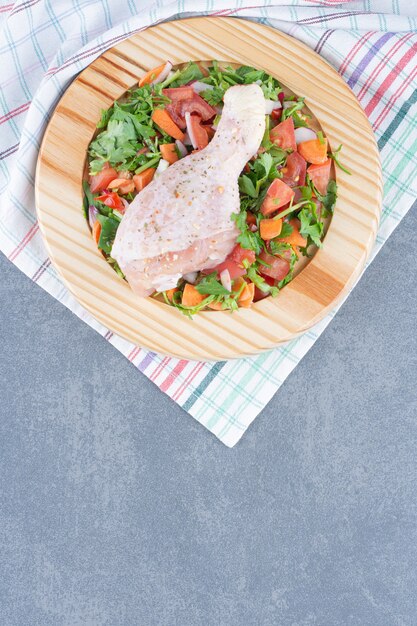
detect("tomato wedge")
(258, 250), (290, 281)
(253, 275), (275, 302)
(203, 245), (255, 280)
(95, 191), (125, 210)
(270, 117), (296, 151)
(162, 86), (194, 101)
(166, 94), (216, 128)
(261, 178), (295, 216)
(307, 158), (332, 195)
(188, 114), (209, 150)
(89, 166), (118, 193)
(281, 152), (306, 187)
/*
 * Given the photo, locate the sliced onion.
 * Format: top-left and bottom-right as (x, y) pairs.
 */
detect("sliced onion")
(264, 99), (282, 114)
(121, 198), (129, 211)
(283, 100), (297, 109)
(185, 111), (198, 150)
(294, 127), (317, 145)
(255, 79), (263, 86)
(175, 139), (188, 158)
(220, 269), (232, 293)
(88, 205), (98, 228)
(183, 271), (198, 284)
(155, 158), (170, 177)
(191, 81), (213, 93)
(152, 61), (172, 85)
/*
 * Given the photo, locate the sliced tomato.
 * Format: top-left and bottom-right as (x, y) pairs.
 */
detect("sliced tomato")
(166, 94), (216, 128)
(230, 244), (256, 267)
(307, 158), (332, 195)
(162, 86), (194, 101)
(188, 114), (209, 150)
(246, 212), (257, 226)
(270, 117), (296, 151)
(202, 245), (254, 280)
(204, 258), (246, 280)
(253, 275), (275, 302)
(281, 152), (306, 187)
(89, 167), (118, 193)
(258, 250), (290, 281)
(270, 109), (282, 121)
(95, 191), (124, 210)
(261, 178), (295, 216)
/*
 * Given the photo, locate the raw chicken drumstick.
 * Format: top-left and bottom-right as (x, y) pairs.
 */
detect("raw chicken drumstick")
(111, 83), (266, 296)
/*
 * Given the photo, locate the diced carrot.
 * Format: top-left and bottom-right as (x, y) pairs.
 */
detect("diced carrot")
(181, 284), (206, 307)
(260, 218), (282, 240)
(139, 63), (166, 87)
(207, 300), (225, 311)
(133, 168), (156, 192)
(165, 288), (178, 302)
(277, 218), (307, 251)
(151, 108), (185, 141)
(298, 138), (328, 164)
(107, 178), (135, 194)
(238, 282), (255, 308)
(92, 221), (101, 245)
(160, 143), (179, 164)
(246, 212), (257, 226)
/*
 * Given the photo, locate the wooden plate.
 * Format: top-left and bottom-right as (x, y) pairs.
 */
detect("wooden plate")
(35, 17), (382, 361)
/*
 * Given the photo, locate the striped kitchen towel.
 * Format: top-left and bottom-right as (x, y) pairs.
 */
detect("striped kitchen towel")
(0, 1), (416, 446)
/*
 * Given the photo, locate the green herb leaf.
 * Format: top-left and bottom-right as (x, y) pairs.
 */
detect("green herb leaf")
(329, 144), (352, 175)
(195, 273), (230, 296)
(170, 62), (204, 87)
(238, 175), (257, 198)
(96, 215), (119, 254)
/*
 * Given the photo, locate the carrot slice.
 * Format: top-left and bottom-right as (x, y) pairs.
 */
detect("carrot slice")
(277, 218), (307, 252)
(133, 168), (156, 192)
(139, 63), (166, 87)
(181, 284), (206, 307)
(260, 218), (283, 240)
(298, 138), (328, 164)
(165, 288), (178, 302)
(151, 108), (185, 141)
(107, 178), (135, 194)
(238, 282), (255, 308)
(160, 143), (179, 164)
(92, 221), (101, 245)
(207, 300), (225, 311)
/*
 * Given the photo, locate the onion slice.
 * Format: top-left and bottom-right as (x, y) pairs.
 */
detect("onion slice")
(191, 81), (214, 94)
(264, 99), (282, 114)
(220, 269), (232, 293)
(152, 61), (172, 86)
(175, 139), (188, 158)
(155, 158), (170, 177)
(185, 111), (198, 150)
(294, 127), (317, 145)
(183, 271), (198, 284)
(88, 205), (98, 228)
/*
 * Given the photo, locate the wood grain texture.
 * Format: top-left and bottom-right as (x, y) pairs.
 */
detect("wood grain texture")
(35, 17), (382, 361)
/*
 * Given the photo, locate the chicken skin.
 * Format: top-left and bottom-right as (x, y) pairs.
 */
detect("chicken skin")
(111, 83), (265, 296)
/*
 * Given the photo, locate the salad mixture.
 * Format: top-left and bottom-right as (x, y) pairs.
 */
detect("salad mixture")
(84, 60), (349, 316)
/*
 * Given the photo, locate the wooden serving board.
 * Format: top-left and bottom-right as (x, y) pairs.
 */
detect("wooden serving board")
(35, 17), (382, 361)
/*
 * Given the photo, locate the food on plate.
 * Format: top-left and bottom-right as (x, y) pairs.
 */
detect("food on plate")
(84, 61), (348, 316)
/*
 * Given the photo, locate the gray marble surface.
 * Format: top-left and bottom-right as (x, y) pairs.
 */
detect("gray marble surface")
(0, 207), (416, 625)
